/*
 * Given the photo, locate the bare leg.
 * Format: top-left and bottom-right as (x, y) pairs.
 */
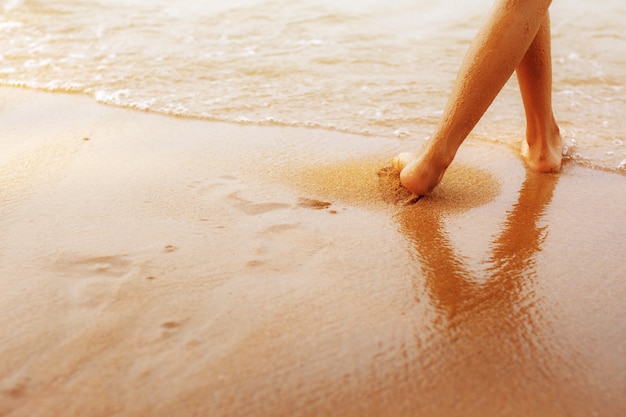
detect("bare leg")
(393, 0), (556, 196)
(517, 14), (562, 172)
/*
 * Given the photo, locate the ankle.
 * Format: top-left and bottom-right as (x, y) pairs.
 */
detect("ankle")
(525, 116), (561, 150)
(521, 118), (563, 172)
(422, 139), (456, 171)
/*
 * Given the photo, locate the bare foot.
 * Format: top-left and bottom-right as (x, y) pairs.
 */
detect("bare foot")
(392, 124), (562, 196)
(521, 125), (563, 172)
(392, 149), (450, 196)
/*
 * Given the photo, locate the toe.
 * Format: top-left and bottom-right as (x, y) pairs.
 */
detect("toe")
(391, 152), (416, 172)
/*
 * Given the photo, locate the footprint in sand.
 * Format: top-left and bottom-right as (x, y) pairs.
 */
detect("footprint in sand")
(191, 175), (340, 217)
(227, 192), (290, 215)
(188, 175), (239, 195)
(296, 197), (332, 210)
(189, 175), (336, 271)
(188, 175), (292, 219)
(53, 254), (138, 308)
(244, 221), (328, 272)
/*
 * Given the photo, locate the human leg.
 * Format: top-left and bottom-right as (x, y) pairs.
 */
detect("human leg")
(516, 13), (562, 172)
(393, 0), (554, 196)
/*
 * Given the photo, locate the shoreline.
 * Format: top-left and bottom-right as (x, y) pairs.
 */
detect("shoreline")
(1, 86), (625, 417)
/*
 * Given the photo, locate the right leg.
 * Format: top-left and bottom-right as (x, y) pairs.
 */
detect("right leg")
(516, 13), (562, 172)
(393, 0), (554, 196)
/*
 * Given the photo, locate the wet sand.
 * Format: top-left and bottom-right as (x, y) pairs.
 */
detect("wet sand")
(1, 87), (625, 417)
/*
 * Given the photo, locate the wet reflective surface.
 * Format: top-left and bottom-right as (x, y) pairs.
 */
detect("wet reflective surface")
(1, 90), (624, 416)
(391, 172), (592, 416)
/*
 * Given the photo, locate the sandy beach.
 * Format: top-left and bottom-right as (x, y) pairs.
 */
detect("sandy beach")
(1, 86), (625, 416)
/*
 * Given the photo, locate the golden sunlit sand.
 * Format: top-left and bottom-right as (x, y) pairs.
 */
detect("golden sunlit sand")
(1, 87), (625, 416)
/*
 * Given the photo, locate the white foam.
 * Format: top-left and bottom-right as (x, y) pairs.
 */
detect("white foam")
(394, 128), (410, 138)
(562, 138), (577, 157)
(0, 21), (22, 30)
(95, 90), (131, 105)
(0, 0), (623, 174)
(3, 0), (23, 12)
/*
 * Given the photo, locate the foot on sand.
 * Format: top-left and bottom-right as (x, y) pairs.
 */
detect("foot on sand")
(521, 125), (563, 172)
(391, 149), (450, 197)
(392, 126), (563, 196)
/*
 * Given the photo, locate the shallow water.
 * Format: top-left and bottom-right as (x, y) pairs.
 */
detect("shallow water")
(1, 0), (625, 171)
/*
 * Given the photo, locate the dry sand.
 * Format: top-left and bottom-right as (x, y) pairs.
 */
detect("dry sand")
(1, 87), (625, 416)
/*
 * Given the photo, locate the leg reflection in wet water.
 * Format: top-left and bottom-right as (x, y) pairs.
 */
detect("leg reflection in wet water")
(402, 171), (558, 321)
(393, 171), (595, 416)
